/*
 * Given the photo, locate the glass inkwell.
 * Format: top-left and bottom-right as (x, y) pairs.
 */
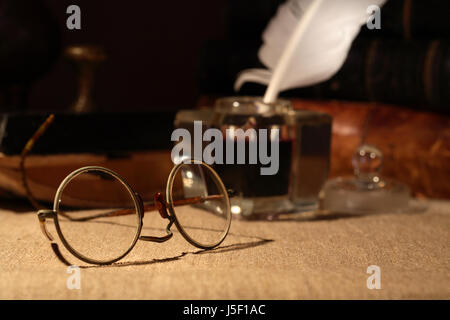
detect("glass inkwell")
(320, 144), (410, 214)
(174, 97), (332, 220)
(211, 97), (294, 219)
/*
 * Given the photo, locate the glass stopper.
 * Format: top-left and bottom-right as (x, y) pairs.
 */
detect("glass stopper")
(352, 144), (384, 188)
(320, 143), (410, 214)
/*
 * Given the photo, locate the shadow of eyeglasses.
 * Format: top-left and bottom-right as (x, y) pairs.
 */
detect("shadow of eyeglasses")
(51, 237), (274, 269)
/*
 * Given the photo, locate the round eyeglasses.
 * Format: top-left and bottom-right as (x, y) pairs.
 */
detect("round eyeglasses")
(37, 160), (232, 265)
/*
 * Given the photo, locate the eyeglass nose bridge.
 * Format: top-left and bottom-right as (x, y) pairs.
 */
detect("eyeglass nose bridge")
(139, 219), (174, 243)
(154, 192), (169, 219)
(138, 192), (174, 243)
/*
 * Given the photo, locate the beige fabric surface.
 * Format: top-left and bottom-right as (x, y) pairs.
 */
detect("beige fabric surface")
(0, 199), (449, 300)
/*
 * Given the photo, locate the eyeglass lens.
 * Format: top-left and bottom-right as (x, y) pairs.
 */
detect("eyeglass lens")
(169, 163), (230, 247)
(56, 169), (140, 263)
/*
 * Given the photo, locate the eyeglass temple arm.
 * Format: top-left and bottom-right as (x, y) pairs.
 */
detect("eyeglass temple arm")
(37, 189), (235, 245)
(36, 210), (78, 266)
(37, 210), (56, 241)
(57, 192), (228, 222)
(21, 115), (55, 211)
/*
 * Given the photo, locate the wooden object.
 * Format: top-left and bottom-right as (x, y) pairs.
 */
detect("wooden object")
(0, 151), (173, 205)
(198, 96), (450, 199)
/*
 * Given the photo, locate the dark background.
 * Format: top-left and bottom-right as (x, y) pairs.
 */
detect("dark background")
(30, 0), (227, 111)
(2, 0), (449, 114)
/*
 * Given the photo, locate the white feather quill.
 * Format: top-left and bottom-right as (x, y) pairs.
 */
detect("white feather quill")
(234, 0), (387, 103)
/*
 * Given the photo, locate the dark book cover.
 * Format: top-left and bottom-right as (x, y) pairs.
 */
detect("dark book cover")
(0, 111), (176, 156)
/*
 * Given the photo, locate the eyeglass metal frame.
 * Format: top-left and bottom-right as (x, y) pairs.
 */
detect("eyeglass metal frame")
(37, 160), (232, 265)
